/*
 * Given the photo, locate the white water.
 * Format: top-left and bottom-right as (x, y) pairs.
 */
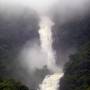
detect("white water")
(39, 16), (59, 72)
(39, 73), (63, 90)
(38, 16), (63, 90)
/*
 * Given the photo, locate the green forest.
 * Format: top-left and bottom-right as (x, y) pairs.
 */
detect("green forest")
(0, 79), (29, 90)
(59, 42), (90, 90)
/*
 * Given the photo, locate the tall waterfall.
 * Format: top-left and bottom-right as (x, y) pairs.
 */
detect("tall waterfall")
(38, 16), (63, 90)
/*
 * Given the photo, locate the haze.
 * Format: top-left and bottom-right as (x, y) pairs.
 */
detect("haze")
(0, 0), (57, 14)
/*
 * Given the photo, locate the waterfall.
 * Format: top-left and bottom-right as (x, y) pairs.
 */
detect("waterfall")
(38, 16), (63, 90)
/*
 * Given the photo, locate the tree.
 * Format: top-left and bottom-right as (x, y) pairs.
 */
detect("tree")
(59, 42), (90, 90)
(0, 79), (29, 90)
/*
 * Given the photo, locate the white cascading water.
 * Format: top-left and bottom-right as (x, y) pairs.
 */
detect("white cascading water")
(38, 16), (63, 90)
(39, 73), (63, 90)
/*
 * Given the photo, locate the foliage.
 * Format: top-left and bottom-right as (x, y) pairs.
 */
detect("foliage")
(0, 79), (29, 90)
(59, 42), (90, 90)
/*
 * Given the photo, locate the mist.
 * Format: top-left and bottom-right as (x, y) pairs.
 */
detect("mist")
(49, 0), (90, 68)
(17, 0), (90, 72)
(19, 41), (48, 71)
(50, 0), (90, 23)
(0, 0), (57, 14)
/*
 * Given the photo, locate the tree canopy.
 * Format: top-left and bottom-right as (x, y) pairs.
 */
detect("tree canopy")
(0, 78), (29, 90)
(59, 42), (90, 90)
